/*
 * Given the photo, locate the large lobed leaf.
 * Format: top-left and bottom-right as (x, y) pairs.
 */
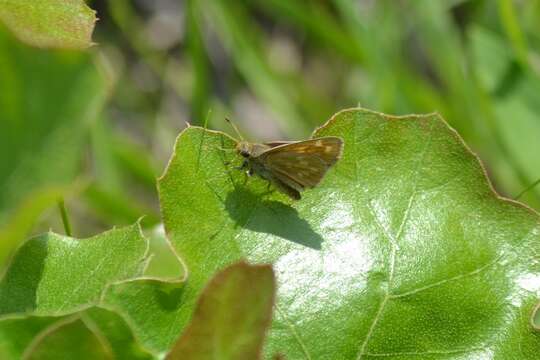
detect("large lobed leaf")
(157, 108), (540, 358)
(1, 108), (539, 358)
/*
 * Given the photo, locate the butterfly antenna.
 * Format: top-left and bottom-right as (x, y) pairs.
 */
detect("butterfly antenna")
(196, 109), (213, 171)
(225, 117), (244, 141)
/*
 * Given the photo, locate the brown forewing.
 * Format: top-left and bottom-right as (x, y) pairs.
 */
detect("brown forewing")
(260, 137), (343, 189)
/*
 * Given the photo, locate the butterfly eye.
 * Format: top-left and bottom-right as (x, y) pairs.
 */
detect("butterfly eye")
(240, 150), (250, 158)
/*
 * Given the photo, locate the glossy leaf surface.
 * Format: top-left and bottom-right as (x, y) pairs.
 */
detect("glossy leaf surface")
(2, 108), (538, 359)
(158, 108), (540, 358)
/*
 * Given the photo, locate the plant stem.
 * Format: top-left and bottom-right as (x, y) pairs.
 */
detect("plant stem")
(514, 178), (540, 200)
(57, 200), (72, 236)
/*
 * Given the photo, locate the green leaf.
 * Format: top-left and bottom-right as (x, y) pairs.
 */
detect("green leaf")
(158, 108), (540, 358)
(0, 224), (154, 359)
(143, 225), (185, 279)
(0, 223), (147, 317)
(166, 262), (275, 360)
(0, 309), (153, 359)
(21, 316), (112, 360)
(81, 308), (154, 360)
(101, 275), (185, 357)
(0, 316), (57, 359)
(0, 29), (108, 264)
(96, 226), (187, 357)
(0, 0), (96, 49)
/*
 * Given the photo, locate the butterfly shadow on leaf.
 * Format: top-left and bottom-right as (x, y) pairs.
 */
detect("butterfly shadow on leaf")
(151, 281), (185, 311)
(224, 187), (323, 250)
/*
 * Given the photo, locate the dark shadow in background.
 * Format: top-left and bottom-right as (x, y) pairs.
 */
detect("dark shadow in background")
(225, 187), (323, 250)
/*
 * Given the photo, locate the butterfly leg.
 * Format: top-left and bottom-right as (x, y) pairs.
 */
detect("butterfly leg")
(224, 159), (240, 167)
(235, 160), (248, 171)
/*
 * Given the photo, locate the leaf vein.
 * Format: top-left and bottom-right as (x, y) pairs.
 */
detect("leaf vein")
(275, 304), (312, 360)
(55, 246), (114, 314)
(363, 346), (487, 357)
(356, 120), (436, 359)
(390, 255), (501, 299)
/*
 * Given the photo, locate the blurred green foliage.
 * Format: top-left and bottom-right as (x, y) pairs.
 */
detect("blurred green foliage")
(0, 28), (107, 263)
(1, 1), (540, 357)
(100, 0), (540, 210)
(1, 0), (540, 255)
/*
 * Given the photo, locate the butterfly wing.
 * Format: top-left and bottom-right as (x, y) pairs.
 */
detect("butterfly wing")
(260, 137), (343, 189)
(264, 141), (296, 148)
(271, 176), (302, 200)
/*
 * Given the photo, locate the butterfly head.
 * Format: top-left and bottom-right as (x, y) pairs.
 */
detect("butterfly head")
(236, 141), (253, 158)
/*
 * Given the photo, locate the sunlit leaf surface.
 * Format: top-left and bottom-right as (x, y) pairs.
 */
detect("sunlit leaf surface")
(0, 224), (152, 359)
(0, 224), (147, 317)
(1, 108), (539, 359)
(157, 108), (540, 358)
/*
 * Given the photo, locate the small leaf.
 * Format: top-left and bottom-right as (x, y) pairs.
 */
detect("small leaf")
(0, 223), (147, 317)
(0, 309), (153, 360)
(101, 276), (186, 356)
(0, 316), (57, 359)
(82, 308), (154, 360)
(22, 316), (112, 360)
(0, 0), (96, 49)
(100, 225), (187, 356)
(166, 262), (275, 360)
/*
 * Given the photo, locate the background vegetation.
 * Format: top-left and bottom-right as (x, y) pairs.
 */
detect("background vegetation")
(1, 0), (540, 358)
(2, 0), (540, 243)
